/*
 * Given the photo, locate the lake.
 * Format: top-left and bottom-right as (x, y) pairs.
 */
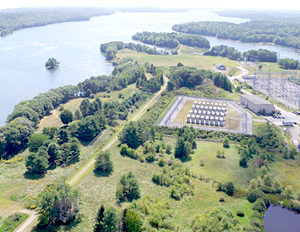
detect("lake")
(1, 10), (300, 125)
(264, 206), (300, 232)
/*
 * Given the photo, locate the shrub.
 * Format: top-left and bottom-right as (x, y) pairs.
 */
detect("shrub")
(152, 163), (193, 200)
(217, 182), (235, 196)
(146, 154), (155, 163)
(158, 158), (166, 167)
(166, 144), (172, 154)
(123, 209), (143, 232)
(252, 198), (267, 213)
(120, 144), (139, 160)
(223, 137), (230, 148)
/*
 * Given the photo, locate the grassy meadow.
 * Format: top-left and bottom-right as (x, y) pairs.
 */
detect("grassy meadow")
(65, 138), (254, 231)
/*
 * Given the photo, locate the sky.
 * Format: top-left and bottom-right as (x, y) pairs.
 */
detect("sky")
(1, 0), (300, 10)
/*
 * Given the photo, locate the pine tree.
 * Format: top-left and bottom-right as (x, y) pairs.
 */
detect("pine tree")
(94, 205), (105, 232)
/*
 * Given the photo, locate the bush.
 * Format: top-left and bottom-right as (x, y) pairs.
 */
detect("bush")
(247, 189), (267, 203)
(94, 151), (114, 176)
(158, 158), (166, 167)
(223, 137), (230, 148)
(216, 150), (226, 159)
(123, 209), (143, 232)
(146, 154), (155, 163)
(252, 198), (267, 213)
(152, 163), (193, 200)
(217, 182), (235, 196)
(120, 144), (139, 160)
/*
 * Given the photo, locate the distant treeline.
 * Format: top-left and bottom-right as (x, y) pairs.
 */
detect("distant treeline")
(204, 45), (278, 62)
(0, 8), (113, 37)
(204, 45), (300, 69)
(0, 58), (163, 159)
(132, 31), (210, 49)
(172, 21), (300, 50)
(100, 41), (168, 60)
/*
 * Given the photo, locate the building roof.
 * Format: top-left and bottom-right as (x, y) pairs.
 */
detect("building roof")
(241, 94), (272, 105)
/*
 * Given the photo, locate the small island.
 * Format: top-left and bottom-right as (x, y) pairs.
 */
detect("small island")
(45, 57), (60, 70)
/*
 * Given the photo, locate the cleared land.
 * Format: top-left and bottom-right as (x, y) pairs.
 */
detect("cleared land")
(117, 48), (241, 76)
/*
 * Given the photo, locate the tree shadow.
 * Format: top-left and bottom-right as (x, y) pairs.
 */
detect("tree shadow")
(23, 171), (45, 180)
(93, 169), (111, 177)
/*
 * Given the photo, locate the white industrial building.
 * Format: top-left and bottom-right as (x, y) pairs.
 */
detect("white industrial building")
(240, 94), (275, 115)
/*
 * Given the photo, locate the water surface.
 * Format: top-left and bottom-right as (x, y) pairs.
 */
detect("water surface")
(264, 206), (300, 232)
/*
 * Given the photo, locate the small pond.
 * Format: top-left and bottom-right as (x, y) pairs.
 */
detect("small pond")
(264, 206), (300, 232)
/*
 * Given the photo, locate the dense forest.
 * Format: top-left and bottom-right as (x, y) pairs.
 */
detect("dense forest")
(204, 45), (278, 62)
(172, 20), (300, 49)
(0, 8), (113, 36)
(132, 31), (210, 49)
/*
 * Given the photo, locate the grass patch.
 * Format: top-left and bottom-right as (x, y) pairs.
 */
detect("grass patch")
(155, 95), (177, 124)
(188, 140), (257, 189)
(270, 157), (300, 192)
(0, 213), (28, 232)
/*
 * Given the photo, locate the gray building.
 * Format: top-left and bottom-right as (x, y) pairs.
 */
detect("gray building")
(240, 94), (275, 115)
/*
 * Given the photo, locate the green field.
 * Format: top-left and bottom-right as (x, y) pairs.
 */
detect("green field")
(63, 138), (254, 231)
(117, 49), (241, 74)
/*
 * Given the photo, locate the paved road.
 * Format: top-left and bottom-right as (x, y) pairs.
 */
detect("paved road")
(15, 76), (168, 232)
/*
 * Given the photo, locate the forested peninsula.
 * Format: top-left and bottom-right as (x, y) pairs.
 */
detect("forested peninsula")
(0, 8), (113, 37)
(132, 31), (210, 49)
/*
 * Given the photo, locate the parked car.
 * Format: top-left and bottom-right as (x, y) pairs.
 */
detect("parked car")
(292, 111), (300, 115)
